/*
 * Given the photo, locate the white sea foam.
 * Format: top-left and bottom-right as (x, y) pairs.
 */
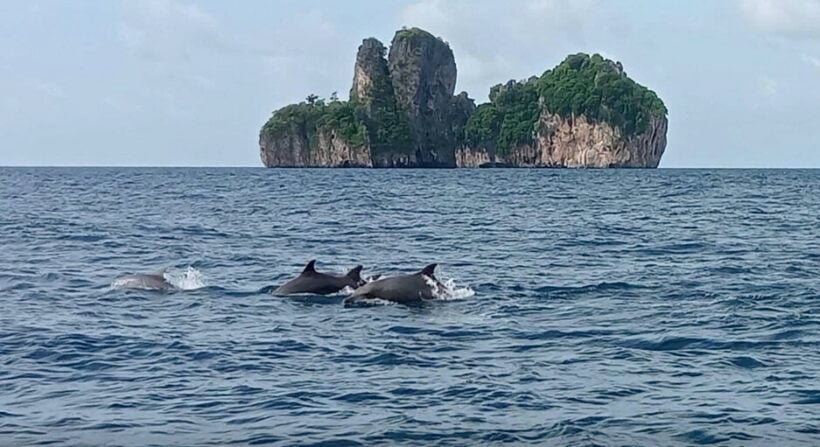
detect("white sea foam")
(437, 277), (476, 300)
(425, 275), (476, 301)
(163, 266), (206, 290)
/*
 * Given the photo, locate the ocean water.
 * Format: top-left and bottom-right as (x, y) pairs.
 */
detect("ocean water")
(1, 167), (819, 446)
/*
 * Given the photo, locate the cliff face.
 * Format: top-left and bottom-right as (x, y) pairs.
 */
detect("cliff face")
(349, 37), (414, 164)
(259, 124), (371, 168)
(387, 28), (462, 167)
(260, 30), (668, 169)
(534, 113), (667, 168)
(350, 38), (391, 116)
(456, 113), (667, 168)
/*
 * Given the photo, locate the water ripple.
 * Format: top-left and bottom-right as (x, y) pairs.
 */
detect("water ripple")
(0, 167), (819, 446)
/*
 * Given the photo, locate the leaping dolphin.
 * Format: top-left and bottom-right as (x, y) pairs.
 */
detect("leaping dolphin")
(112, 269), (174, 291)
(344, 264), (443, 305)
(273, 260), (365, 296)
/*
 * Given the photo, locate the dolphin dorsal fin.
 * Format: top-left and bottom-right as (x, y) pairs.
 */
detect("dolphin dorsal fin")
(420, 264), (437, 277)
(302, 260), (317, 274)
(347, 265), (363, 281)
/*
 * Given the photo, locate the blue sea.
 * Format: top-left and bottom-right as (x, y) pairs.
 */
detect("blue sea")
(1, 167), (819, 446)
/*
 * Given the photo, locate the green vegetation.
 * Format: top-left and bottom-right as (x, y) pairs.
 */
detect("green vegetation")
(464, 79), (540, 155)
(318, 100), (366, 147)
(393, 27), (451, 52)
(464, 53), (667, 154)
(395, 27), (435, 42)
(260, 96), (366, 148)
(349, 43), (412, 153)
(366, 93), (412, 153)
(538, 53), (667, 136)
(260, 92), (410, 153)
(464, 104), (500, 148)
(363, 101), (412, 153)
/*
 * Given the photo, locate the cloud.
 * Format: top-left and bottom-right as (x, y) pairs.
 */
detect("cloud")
(253, 8), (354, 105)
(119, 0), (230, 63)
(117, 0), (236, 102)
(526, 0), (602, 25)
(802, 53), (820, 69)
(738, 0), (820, 39)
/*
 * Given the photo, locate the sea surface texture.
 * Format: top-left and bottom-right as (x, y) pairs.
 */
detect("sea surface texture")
(1, 168), (819, 446)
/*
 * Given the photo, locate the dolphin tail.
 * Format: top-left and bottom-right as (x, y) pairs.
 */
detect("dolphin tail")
(347, 265), (363, 282)
(302, 260), (317, 274)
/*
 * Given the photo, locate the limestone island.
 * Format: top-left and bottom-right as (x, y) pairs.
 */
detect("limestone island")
(259, 27), (668, 168)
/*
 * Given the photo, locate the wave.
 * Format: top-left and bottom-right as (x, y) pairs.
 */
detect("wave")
(534, 281), (646, 295)
(8, 169), (820, 446)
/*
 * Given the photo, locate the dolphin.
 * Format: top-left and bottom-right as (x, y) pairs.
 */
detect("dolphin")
(112, 269), (174, 291)
(273, 260), (365, 296)
(344, 264), (443, 305)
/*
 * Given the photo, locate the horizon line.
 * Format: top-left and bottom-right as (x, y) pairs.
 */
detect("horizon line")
(2, 165), (820, 170)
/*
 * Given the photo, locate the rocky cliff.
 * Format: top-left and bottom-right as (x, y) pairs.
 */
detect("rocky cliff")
(260, 123), (371, 168)
(258, 99), (371, 168)
(260, 30), (668, 168)
(386, 28), (468, 167)
(349, 37), (410, 162)
(457, 113), (668, 168)
(459, 53), (668, 168)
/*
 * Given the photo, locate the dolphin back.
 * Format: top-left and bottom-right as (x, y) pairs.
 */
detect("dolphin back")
(274, 260), (364, 296)
(349, 270), (435, 303)
(112, 273), (173, 291)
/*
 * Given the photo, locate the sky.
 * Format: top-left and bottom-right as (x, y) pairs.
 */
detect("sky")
(0, 0), (819, 167)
